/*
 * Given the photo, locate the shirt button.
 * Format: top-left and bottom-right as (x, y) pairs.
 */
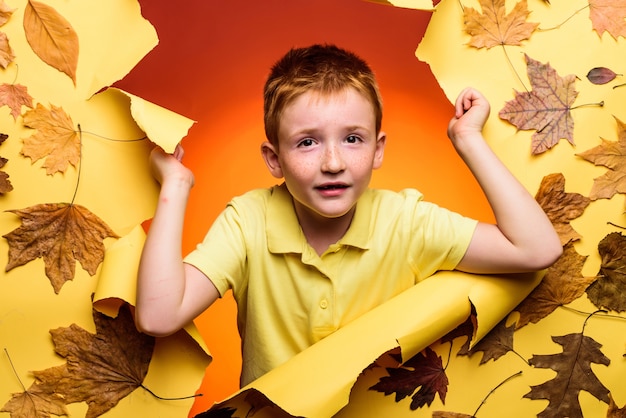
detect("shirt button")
(320, 299), (328, 309)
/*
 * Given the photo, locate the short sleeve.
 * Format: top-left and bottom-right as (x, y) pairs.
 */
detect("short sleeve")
(183, 203), (248, 298)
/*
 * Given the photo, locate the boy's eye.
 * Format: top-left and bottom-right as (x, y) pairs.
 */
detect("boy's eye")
(298, 138), (315, 147)
(346, 134), (361, 143)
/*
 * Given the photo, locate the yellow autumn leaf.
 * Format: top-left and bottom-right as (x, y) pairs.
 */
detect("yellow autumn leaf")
(21, 103), (80, 175)
(23, 0), (79, 85)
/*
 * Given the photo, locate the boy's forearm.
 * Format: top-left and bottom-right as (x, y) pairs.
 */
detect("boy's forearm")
(135, 179), (191, 334)
(457, 133), (561, 268)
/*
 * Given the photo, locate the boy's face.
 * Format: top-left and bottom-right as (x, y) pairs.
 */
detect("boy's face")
(262, 88), (386, 223)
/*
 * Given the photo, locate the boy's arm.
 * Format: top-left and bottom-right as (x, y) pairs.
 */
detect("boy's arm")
(135, 145), (220, 337)
(448, 88), (562, 274)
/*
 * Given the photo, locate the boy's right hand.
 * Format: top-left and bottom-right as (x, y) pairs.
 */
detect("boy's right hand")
(149, 144), (195, 189)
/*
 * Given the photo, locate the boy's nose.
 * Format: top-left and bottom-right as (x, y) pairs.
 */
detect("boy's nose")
(321, 144), (345, 173)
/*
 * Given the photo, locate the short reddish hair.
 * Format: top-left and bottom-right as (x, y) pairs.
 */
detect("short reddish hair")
(263, 44), (383, 145)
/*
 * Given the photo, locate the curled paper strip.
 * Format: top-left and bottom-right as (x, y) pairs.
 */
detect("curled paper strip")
(110, 87), (197, 153)
(204, 270), (543, 417)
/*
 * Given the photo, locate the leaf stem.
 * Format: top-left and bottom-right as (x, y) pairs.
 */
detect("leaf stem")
(570, 101), (604, 110)
(608, 221), (626, 230)
(537, 4), (589, 31)
(472, 371), (523, 417)
(70, 124), (83, 205)
(140, 384), (203, 401)
(78, 129), (147, 142)
(4, 348), (26, 391)
(500, 44), (529, 93)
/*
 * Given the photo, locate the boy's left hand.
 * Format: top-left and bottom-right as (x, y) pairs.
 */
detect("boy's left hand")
(447, 87), (490, 145)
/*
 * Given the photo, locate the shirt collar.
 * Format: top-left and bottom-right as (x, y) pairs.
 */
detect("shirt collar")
(266, 184), (372, 254)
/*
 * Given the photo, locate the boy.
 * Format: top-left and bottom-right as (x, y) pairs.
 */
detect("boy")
(135, 44), (562, 387)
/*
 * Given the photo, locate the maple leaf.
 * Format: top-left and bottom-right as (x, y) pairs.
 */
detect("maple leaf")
(465, 319), (516, 364)
(0, 132), (12, 193)
(0, 381), (68, 418)
(463, 0), (538, 49)
(369, 347), (448, 410)
(534, 173), (591, 245)
(23, 0), (79, 85)
(576, 116), (626, 200)
(589, 0), (626, 40)
(525, 333), (610, 418)
(0, 31), (15, 69)
(0, 83), (34, 120)
(586, 232), (626, 312)
(499, 54), (579, 155)
(515, 242), (596, 329)
(3, 202), (119, 293)
(441, 306), (477, 355)
(0, 0), (15, 26)
(31, 304), (155, 418)
(21, 103), (80, 175)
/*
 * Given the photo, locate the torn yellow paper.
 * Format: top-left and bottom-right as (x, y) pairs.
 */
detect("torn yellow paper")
(93, 223), (211, 357)
(112, 88), (196, 153)
(365, 0), (435, 10)
(209, 270), (542, 418)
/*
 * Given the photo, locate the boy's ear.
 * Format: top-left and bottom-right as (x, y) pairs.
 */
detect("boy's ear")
(373, 131), (386, 169)
(261, 141), (284, 178)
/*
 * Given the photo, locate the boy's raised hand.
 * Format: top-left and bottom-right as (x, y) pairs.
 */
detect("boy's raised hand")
(149, 143), (194, 188)
(447, 87), (490, 147)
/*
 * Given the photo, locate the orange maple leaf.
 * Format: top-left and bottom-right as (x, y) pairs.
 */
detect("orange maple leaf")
(514, 242), (596, 329)
(499, 54), (578, 154)
(23, 0), (78, 84)
(535, 173), (591, 245)
(525, 333), (610, 417)
(576, 116), (626, 200)
(589, 0), (626, 40)
(0, 381), (68, 418)
(0, 31), (15, 69)
(21, 103), (80, 175)
(3, 203), (119, 293)
(3, 304), (155, 418)
(463, 0), (538, 49)
(0, 83), (33, 120)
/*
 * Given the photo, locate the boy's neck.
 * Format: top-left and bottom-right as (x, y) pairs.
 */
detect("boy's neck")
(295, 206), (356, 256)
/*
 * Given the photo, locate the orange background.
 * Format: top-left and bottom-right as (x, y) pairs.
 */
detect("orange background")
(114, 1), (494, 415)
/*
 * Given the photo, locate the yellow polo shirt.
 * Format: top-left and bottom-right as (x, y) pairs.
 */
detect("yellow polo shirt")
(184, 183), (477, 386)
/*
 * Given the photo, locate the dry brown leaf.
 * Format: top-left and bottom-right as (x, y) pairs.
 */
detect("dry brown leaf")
(21, 103), (79, 175)
(432, 412), (474, 418)
(607, 393), (626, 418)
(463, 0), (538, 49)
(589, 0), (626, 40)
(465, 319), (516, 364)
(3, 202), (119, 293)
(0, 31), (14, 69)
(499, 54), (578, 155)
(515, 242), (596, 329)
(586, 232), (626, 312)
(587, 67), (620, 85)
(369, 347), (448, 410)
(7, 304), (155, 418)
(576, 116), (626, 200)
(0, 83), (33, 120)
(0, 0), (15, 26)
(0, 380), (68, 418)
(0, 132), (12, 193)
(535, 173), (591, 245)
(23, 0), (78, 85)
(525, 333), (610, 417)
